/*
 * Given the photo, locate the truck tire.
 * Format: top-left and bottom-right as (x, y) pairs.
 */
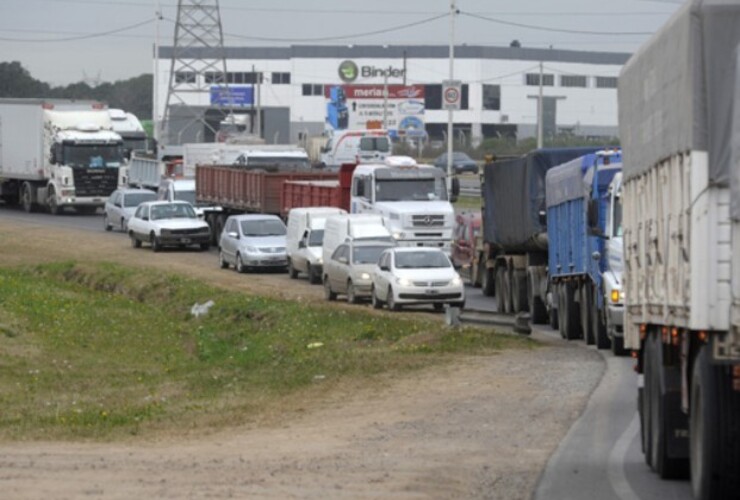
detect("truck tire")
(592, 285), (610, 350)
(511, 269), (528, 313)
(562, 282), (582, 341)
(502, 268), (514, 314)
(580, 284), (594, 345)
(495, 267), (507, 313)
(482, 266), (495, 297)
(527, 276), (548, 324)
(21, 182), (36, 213)
(470, 261), (482, 288)
(647, 332), (689, 479)
(549, 305), (559, 331)
(611, 336), (626, 356)
(642, 337), (654, 466)
(557, 284), (566, 339)
(690, 346), (740, 500)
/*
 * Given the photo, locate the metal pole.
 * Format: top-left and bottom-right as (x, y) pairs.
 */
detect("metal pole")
(256, 71), (262, 139)
(383, 71), (389, 130)
(537, 61), (544, 149)
(403, 49), (407, 86)
(446, 0), (456, 195)
(251, 64), (255, 134)
(152, 0), (161, 144)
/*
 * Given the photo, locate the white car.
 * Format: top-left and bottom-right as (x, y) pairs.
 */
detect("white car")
(103, 188), (157, 232)
(323, 240), (396, 303)
(128, 201), (211, 252)
(218, 214), (288, 273)
(371, 247), (465, 311)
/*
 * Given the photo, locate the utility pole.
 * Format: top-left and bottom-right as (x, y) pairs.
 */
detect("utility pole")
(256, 71), (262, 139)
(537, 61), (544, 149)
(446, 0), (456, 195)
(382, 71), (389, 130)
(152, 0), (162, 145)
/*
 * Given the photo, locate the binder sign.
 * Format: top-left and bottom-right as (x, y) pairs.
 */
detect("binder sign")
(442, 80), (462, 110)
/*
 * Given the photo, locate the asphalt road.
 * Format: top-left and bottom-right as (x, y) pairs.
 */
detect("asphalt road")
(0, 206), (694, 499)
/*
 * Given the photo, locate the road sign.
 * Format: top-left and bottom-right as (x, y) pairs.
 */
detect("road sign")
(442, 80), (462, 111)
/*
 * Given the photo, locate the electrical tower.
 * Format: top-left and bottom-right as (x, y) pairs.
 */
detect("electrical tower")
(160, 0), (232, 145)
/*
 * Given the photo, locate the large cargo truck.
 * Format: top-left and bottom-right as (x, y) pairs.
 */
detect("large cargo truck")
(545, 150), (625, 354)
(618, 1), (740, 497)
(108, 109), (147, 159)
(0, 98), (125, 214)
(478, 147), (603, 315)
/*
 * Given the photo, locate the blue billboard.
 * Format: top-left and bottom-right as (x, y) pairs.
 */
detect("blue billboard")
(210, 86), (254, 106)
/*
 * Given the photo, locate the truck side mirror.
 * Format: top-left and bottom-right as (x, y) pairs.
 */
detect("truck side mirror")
(587, 199), (599, 229)
(450, 177), (460, 203)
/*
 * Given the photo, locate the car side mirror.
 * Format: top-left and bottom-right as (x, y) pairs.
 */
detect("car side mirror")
(228, 231), (239, 239)
(450, 177), (460, 203)
(380, 264), (389, 271)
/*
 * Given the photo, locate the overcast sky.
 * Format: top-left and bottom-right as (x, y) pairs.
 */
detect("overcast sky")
(0, 0), (684, 86)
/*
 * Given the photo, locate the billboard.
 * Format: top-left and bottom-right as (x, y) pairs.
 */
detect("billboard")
(325, 85), (426, 139)
(210, 86), (254, 107)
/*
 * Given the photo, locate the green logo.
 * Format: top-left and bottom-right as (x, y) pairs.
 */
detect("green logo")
(338, 60), (359, 82)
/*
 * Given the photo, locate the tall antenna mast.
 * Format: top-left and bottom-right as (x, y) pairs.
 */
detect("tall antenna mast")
(160, 0), (232, 145)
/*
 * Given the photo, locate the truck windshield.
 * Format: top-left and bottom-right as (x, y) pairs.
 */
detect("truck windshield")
(123, 138), (147, 154)
(63, 144), (124, 169)
(613, 197), (623, 237)
(308, 229), (324, 247)
(360, 137), (390, 153)
(375, 178), (448, 202)
(352, 245), (389, 264)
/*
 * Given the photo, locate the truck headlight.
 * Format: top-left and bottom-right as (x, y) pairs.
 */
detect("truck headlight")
(392, 232), (404, 240)
(611, 290), (625, 303)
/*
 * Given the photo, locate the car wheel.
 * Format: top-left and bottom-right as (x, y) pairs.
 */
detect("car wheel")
(150, 233), (161, 252)
(371, 286), (384, 309)
(103, 214), (112, 231)
(324, 277), (337, 301)
(130, 233), (141, 248)
(387, 286), (400, 311)
(236, 253), (246, 273)
(219, 249), (229, 269)
(347, 281), (358, 304)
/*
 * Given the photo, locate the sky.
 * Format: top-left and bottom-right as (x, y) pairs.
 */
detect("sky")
(0, 0), (684, 86)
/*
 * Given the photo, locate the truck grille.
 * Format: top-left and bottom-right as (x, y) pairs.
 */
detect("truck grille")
(411, 214), (445, 227)
(72, 168), (118, 197)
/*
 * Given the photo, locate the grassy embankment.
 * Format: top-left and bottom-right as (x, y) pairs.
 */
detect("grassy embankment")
(0, 261), (534, 441)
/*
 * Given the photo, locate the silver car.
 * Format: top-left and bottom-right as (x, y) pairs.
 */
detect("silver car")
(104, 188), (157, 232)
(323, 240), (395, 303)
(218, 214), (288, 273)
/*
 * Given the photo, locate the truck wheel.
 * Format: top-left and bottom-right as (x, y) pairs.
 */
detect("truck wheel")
(690, 346), (739, 499)
(580, 284), (594, 345)
(502, 269), (514, 314)
(611, 336), (626, 356)
(511, 269), (528, 313)
(482, 267), (495, 297)
(21, 182), (36, 213)
(648, 332), (689, 479)
(528, 277), (548, 324)
(642, 338), (654, 466)
(470, 261), (481, 288)
(495, 267), (506, 313)
(592, 285), (610, 349)
(549, 305), (559, 330)
(287, 259), (298, 279)
(562, 282), (582, 340)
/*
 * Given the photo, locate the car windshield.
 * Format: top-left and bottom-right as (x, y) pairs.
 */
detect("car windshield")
(124, 192), (157, 207)
(63, 144), (124, 169)
(352, 245), (389, 264)
(150, 203), (196, 220)
(395, 251), (451, 269)
(375, 178), (448, 202)
(173, 189), (196, 205)
(240, 219), (286, 237)
(308, 229), (324, 247)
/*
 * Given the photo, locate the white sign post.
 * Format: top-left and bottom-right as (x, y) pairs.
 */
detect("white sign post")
(442, 80), (462, 111)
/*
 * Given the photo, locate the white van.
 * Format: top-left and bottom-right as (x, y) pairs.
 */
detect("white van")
(319, 130), (391, 170)
(322, 214), (393, 265)
(286, 206), (347, 284)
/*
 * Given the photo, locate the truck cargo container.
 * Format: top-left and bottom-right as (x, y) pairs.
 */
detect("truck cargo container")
(619, 1), (740, 497)
(545, 150), (624, 353)
(0, 98), (125, 214)
(478, 147), (603, 314)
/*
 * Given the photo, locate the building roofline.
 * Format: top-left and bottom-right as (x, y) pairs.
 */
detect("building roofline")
(158, 44), (630, 66)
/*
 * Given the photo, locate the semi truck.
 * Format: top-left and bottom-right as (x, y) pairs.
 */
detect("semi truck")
(619, 1), (740, 497)
(108, 108), (147, 159)
(545, 150), (625, 354)
(0, 98), (125, 214)
(478, 147), (604, 314)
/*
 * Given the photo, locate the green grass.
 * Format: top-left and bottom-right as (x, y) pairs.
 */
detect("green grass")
(0, 261), (534, 441)
(453, 195), (482, 211)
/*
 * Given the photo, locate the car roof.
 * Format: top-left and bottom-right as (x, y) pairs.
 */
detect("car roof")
(227, 214), (282, 222)
(350, 240), (395, 248)
(386, 247), (445, 254)
(139, 200), (192, 207)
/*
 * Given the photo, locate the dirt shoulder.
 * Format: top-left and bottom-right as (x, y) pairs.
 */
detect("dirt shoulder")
(0, 217), (604, 499)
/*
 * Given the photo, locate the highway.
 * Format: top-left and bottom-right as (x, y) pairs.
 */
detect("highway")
(0, 206), (694, 499)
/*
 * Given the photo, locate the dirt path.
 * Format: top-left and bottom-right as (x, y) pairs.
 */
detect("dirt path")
(0, 217), (604, 499)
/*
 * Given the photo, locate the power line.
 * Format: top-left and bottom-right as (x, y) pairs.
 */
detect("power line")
(460, 11), (654, 36)
(0, 18), (153, 42)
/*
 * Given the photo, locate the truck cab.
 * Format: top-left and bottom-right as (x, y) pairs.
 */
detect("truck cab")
(350, 156), (456, 254)
(319, 130), (391, 170)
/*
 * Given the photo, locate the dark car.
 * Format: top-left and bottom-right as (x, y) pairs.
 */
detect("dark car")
(433, 152), (478, 174)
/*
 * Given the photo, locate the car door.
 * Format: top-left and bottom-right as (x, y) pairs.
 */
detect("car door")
(374, 251), (391, 300)
(129, 204), (147, 239)
(220, 218), (238, 263)
(330, 245), (349, 292)
(107, 191), (120, 222)
(113, 192), (126, 229)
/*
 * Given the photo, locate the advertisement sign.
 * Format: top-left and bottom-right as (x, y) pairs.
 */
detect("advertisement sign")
(209, 86), (254, 107)
(325, 85), (426, 138)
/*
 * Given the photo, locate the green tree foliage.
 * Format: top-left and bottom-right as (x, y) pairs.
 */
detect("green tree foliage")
(0, 61), (152, 119)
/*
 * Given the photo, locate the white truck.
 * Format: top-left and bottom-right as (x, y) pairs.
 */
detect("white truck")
(319, 129), (391, 170)
(108, 109), (147, 159)
(0, 98), (126, 214)
(619, 1), (740, 497)
(350, 156), (457, 254)
(183, 143), (311, 174)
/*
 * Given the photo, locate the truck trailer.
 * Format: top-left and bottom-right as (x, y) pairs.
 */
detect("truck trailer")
(619, 1), (740, 497)
(545, 150), (625, 354)
(0, 98), (125, 214)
